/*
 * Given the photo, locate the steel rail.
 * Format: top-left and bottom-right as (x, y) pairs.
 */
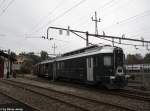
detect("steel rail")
(2, 79), (136, 111)
(0, 80), (89, 111)
(20, 76), (150, 102)
(0, 90), (41, 111)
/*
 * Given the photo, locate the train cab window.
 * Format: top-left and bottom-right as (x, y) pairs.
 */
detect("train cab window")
(104, 56), (112, 66)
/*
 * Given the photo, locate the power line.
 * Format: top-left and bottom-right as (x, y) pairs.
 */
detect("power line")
(30, 0), (65, 32)
(54, 38), (69, 43)
(70, 30), (95, 46)
(97, 0), (116, 10)
(0, 0), (5, 9)
(100, 0), (133, 16)
(0, 0), (15, 16)
(34, 0), (87, 33)
(129, 30), (150, 38)
(73, 0), (116, 29)
(102, 9), (150, 30)
(0, 33), (6, 37)
(117, 10), (150, 24)
(26, 35), (69, 44)
(98, 37), (148, 47)
(76, 0), (135, 31)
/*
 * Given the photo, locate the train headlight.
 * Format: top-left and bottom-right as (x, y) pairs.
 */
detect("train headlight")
(116, 66), (124, 76)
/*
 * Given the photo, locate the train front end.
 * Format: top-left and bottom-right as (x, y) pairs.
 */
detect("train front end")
(106, 47), (130, 89)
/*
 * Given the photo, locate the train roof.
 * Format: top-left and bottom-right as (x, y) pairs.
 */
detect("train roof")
(62, 45), (99, 57)
(56, 45), (119, 61)
(37, 45), (122, 64)
(37, 59), (54, 65)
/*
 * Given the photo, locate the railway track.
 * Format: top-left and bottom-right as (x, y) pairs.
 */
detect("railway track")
(22, 76), (150, 102)
(106, 89), (150, 103)
(120, 88), (150, 98)
(0, 80), (85, 111)
(0, 91), (41, 111)
(0, 79), (136, 111)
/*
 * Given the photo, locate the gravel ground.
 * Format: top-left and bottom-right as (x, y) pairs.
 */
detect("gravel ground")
(128, 72), (150, 89)
(1, 80), (131, 111)
(0, 92), (38, 111)
(7, 77), (150, 111)
(0, 93), (17, 104)
(0, 81), (82, 111)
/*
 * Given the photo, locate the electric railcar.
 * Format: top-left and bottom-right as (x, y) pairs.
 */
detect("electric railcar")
(34, 45), (131, 89)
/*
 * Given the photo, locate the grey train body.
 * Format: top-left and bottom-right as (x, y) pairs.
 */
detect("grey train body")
(34, 45), (130, 89)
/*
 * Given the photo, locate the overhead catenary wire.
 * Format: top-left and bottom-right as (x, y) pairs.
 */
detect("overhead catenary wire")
(74, 0), (132, 30)
(33, 0), (87, 33)
(116, 10), (150, 25)
(129, 30), (150, 38)
(49, 26), (150, 51)
(0, 0), (5, 9)
(102, 9), (150, 30)
(100, 0), (134, 16)
(26, 35), (69, 44)
(120, 25), (150, 38)
(0, 0), (15, 16)
(73, 0), (116, 29)
(97, 0), (117, 10)
(96, 36), (150, 48)
(0, 33), (6, 37)
(30, 0), (66, 32)
(70, 30), (95, 46)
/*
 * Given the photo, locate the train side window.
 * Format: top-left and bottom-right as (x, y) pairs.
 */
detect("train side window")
(46, 63), (48, 68)
(94, 57), (98, 67)
(57, 63), (59, 69)
(104, 56), (111, 66)
(61, 62), (64, 68)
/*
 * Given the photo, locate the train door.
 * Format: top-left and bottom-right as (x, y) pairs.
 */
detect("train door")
(0, 61), (4, 78)
(86, 57), (93, 81)
(53, 62), (57, 81)
(45, 63), (49, 77)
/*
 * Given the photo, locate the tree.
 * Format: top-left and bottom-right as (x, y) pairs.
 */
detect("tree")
(126, 54), (143, 64)
(144, 53), (150, 63)
(19, 52), (41, 74)
(40, 51), (48, 60)
(20, 59), (33, 73)
(26, 52), (41, 65)
(10, 52), (16, 59)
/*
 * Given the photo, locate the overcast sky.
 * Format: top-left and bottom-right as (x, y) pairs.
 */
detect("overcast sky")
(0, 0), (150, 56)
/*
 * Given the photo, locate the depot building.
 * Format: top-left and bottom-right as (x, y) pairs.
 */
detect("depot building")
(0, 50), (16, 78)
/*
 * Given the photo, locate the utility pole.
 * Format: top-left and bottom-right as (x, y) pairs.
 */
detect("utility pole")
(52, 43), (57, 55)
(86, 31), (89, 46)
(91, 11), (101, 35)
